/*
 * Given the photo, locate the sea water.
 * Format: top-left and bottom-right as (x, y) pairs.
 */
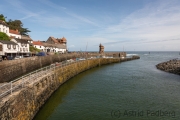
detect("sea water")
(34, 51), (180, 120)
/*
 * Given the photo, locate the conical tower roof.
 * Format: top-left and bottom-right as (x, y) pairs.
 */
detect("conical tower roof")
(61, 37), (67, 42)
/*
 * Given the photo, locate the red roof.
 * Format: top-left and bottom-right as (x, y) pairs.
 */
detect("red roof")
(9, 29), (20, 35)
(33, 41), (43, 45)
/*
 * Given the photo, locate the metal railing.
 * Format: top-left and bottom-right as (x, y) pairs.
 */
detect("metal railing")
(0, 58), (89, 98)
(0, 57), (119, 99)
(0, 63), (57, 98)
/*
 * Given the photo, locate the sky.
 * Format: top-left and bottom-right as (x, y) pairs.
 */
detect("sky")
(0, 0), (180, 51)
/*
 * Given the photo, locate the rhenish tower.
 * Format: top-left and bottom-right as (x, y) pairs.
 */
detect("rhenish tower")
(99, 43), (104, 54)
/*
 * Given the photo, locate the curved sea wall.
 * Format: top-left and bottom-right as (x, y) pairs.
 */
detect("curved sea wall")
(0, 52), (127, 83)
(156, 59), (180, 75)
(0, 54), (79, 83)
(0, 57), (140, 120)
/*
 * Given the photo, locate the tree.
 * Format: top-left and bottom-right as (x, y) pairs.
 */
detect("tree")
(0, 32), (10, 40)
(7, 20), (22, 30)
(0, 14), (31, 35)
(7, 19), (31, 35)
(0, 14), (6, 22)
(20, 28), (31, 36)
(29, 46), (40, 52)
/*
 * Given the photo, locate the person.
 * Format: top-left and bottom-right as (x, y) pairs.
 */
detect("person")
(4, 57), (7, 60)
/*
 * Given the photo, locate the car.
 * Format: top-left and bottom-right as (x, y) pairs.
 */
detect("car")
(14, 56), (21, 60)
(79, 58), (86, 60)
(36, 52), (46, 56)
(7, 56), (13, 60)
(23, 55), (30, 58)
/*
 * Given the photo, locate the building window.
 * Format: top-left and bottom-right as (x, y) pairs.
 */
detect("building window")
(23, 48), (25, 51)
(20, 48), (22, 51)
(21, 43), (24, 47)
(7, 44), (11, 49)
(25, 44), (27, 47)
(40, 46), (41, 48)
(13, 45), (16, 49)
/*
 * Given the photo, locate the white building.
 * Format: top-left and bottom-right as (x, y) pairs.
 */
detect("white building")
(21, 35), (33, 44)
(11, 38), (30, 56)
(55, 44), (66, 53)
(0, 20), (9, 35)
(0, 20), (21, 39)
(42, 42), (66, 53)
(9, 29), (21, 39)
(33, 41), (45, 51)
(32, 40), (66, 53)
(0, 40), (18, 57)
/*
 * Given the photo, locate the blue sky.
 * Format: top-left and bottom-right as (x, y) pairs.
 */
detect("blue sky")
(1, 0), (180, 51)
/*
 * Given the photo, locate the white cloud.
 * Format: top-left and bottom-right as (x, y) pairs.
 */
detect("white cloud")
(4, 0), (44, 20)
(38, 0), (66, 10)
(38, 0), (97, 26)
(89, 0), (180, 51)
(68, 45), (75, 48)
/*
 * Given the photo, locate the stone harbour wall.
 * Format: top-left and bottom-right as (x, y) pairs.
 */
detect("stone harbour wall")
(0, 54), (78, 83)
(0, 52), (130, 83)
(0, 57), (140, 120)
(156, 59), (180, 75)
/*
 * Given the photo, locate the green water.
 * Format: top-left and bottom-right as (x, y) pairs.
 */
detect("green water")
(34, 52), (180, 120)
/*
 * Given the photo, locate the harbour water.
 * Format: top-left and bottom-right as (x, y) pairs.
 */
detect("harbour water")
(34, 51), (180, 120)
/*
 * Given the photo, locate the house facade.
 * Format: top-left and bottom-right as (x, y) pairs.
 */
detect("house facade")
(42, 42), (66, 53)
(0, 20), (9, 35)
(11, 38), (30, 56)
(21, 35), (33, 44)
(0, 40), (18, 57)
(32, 36), (67, 53)
(33, 41), (45, 51)
(9, 29), (21, 39)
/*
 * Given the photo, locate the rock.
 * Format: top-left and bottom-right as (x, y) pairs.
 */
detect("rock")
(156, 59), (180, 75)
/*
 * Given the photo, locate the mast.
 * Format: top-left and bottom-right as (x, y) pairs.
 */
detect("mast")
(85, 42), (88, 58)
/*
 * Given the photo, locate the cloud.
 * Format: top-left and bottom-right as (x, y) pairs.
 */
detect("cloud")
(4, 0), (43, 20)
(88, 0), (180, 51)
(38, 0), (97, 26)
(38, 0), (66, 10)
(20, 12), (42, 20)
(68, 45), (75, 48)
(66, 12), (98, 26)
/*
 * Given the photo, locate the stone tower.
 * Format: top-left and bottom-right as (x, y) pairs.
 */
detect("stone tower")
(99, 43), (104, 54)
